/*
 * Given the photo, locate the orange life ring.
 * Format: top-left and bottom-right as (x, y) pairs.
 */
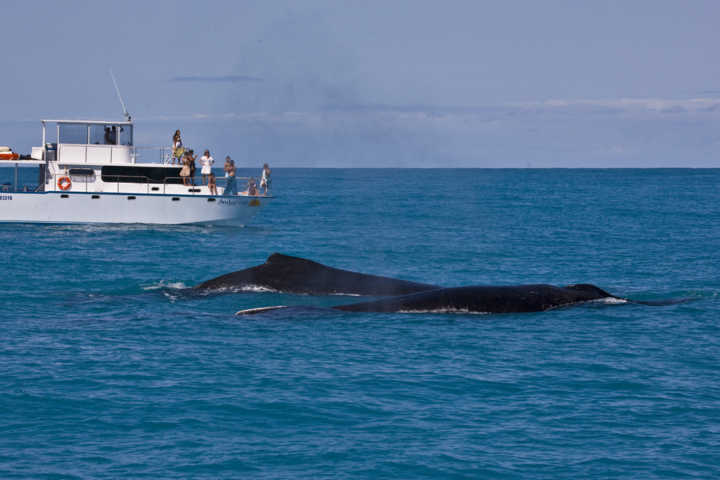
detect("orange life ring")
(57, 176), (72, 191)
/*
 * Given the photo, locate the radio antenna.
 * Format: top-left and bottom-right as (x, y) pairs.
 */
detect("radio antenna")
(109, 69), (131, 122)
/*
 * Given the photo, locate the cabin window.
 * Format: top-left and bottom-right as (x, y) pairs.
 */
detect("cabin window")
(101, 166), (183, 184)
(59, 124), (88, 144)
(117, 126), (133, 146)
(89, 125), (112, 145)
(87, 124), (130, 145)
(69, 168), (94, 176)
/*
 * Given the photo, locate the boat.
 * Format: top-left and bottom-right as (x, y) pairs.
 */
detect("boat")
(0, 118), (271, 225)
(0, 147), (20, 161)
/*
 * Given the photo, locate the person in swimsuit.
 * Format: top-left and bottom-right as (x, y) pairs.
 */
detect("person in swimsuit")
(247, 177), (258, 196)
(179, 152), (191, 186)
(223, 156), (237, 195)
(208, 172), (218, 195)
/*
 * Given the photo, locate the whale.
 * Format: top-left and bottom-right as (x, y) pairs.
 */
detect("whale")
(234, 282), (692, 316)
(333, 283), (620, 314)
(234, 283), (622, 315)
(196, 253), (439, 296)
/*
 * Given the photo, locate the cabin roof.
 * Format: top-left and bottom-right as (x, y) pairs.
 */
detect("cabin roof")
(41, 119), (133, 126)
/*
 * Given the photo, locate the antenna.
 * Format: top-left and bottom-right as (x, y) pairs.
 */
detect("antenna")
(109, 69), (131, 122)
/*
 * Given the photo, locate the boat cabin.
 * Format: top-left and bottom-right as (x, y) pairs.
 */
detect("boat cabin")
(36, 119), (191, 193)
(43, 119), (135, 165)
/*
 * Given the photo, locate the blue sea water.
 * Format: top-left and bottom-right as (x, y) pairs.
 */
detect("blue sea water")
(1, 168), (720, 479)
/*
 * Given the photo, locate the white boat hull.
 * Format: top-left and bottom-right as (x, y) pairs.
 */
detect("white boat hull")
(0, 192), (267, 225)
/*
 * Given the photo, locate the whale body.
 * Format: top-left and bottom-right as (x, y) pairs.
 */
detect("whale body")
(196, 253), (439, 296)
(333, 283), (618, 314)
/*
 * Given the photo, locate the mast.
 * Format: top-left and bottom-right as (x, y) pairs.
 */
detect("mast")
(110, 69), (132, 122)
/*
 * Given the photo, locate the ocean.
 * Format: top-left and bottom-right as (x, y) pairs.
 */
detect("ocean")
(1, 168), (719, 479)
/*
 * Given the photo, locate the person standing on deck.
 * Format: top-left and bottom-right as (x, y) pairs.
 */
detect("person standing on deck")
(104, 126), (117, 145)
(260, 163), (271, 195)
(200, 149), (214, 185)
(179, 152), (191, 186)
(187, 149), (197, 185)
(223, 156), (237, 195)
(172, 130), (184, 165)
(208, 172), (218, 195)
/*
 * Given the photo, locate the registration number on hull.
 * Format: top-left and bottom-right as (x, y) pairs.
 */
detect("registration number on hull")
(0, 195), (12, 201)
(219, 199), (261, 207)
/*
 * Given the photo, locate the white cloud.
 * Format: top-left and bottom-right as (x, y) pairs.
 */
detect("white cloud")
(513, 97), (720, 113)
(124, 96), (720, 168)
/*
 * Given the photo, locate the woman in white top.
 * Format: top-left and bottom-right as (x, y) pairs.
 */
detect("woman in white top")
(260, 163), (271, 195)
(200, 149), (214, 185)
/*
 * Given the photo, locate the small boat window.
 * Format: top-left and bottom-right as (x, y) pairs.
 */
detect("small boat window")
(188, 188), (201, 193)
(91, 195), (100, 199)
(60, 194), (69, 198)
(207, 198), (216, 202)
(172, 197), (180, 201)
(127, 196), (136, 200)
(69, 168), (94, 176)
(151, 187), (159, 191)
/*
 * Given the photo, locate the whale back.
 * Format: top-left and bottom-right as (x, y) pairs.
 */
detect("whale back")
(334, 283), (615, 314)
(196, 253), (439, 295)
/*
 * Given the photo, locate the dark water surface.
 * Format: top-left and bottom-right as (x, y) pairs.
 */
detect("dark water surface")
(1, 169), (719, 479)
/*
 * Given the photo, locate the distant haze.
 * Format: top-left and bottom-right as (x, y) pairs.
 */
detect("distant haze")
(2, 0), (719, 167)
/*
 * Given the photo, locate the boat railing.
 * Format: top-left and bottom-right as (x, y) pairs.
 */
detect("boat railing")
(47, 171), (260, 196)
(51, 172), (158, 194)
(162, 176), (256, 195)
(1, 183), (40, 193)
(52, 144), (175, 165)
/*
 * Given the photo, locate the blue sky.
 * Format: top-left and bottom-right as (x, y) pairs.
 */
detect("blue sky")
(2, 0), (720, 167)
